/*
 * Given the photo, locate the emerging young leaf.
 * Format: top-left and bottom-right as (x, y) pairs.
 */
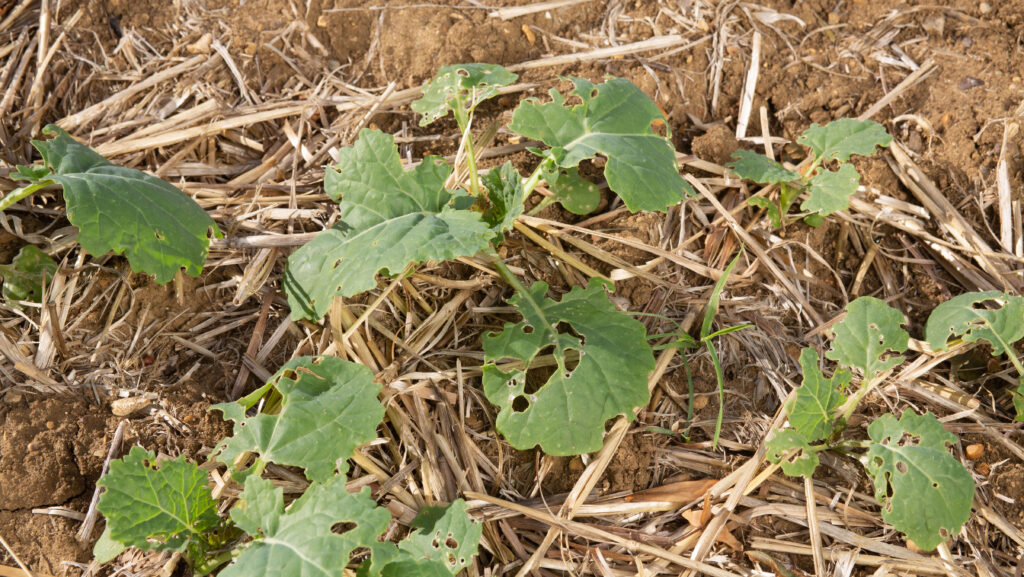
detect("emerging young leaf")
(747, 196), (783, 229)
(726, 149), (800, 184)
(411, 64), (518, 126)
(924, 291), (1024, 356)
(797, 118), (892, 162)
(801, 163), (860, 216)
(542, 165), (601, 215)
(765, 428), (820, 477)
(398, 500), (482, 575)
(482, 162), (525, 234)
(787, 347), (849, 442)
(0, 245), (57, 304)
(509, 76), (691, 212)
(283, 129), (495, 320)
(864, 411), (974, 551)
(213, 356), (383, 482)
(482, 278), (655, 455)
(826, 297), (909, 380)
(15, 125), (219, 284)
(97, 447), (220, 555)
(223, 477), (394, 577)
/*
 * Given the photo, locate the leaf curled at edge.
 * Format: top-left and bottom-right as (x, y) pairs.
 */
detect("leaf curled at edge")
(924, 291), (1024, 356)
(801, 163), (860, 216)
(826, 296), (909, 380)
(0, 245), (57, 305)
(282, 129), (494, 321)
(411, 63), (518, 126)
(97, 446), (220, 555)
(797, 118), (892, 162)
(726, 149), (801, 184)
(482, 162), (525, 233)
(787, 347), (849, 442)
(212, 356), (384, 482)
(864, 411), (974, 551)
(17, 125), (219, 284)
(481, 278), (655, 455)
(509, 76), (691, 212)
(765, 428), (820, 477)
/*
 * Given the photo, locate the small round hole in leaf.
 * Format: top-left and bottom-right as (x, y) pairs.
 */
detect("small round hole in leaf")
(512, 396), (529, 412)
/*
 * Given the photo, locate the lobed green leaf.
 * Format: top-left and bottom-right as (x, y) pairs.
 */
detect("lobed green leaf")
(765, 428), (820, 477)
(212, 356), (383, 482)
(22, 125), (219, 284)
(97, 447), (220, 555)
(283, 129), (495, 321)
(924, 291), (1024, 356)
(398, 499), (482, 574)
(787, 347), (849, 442)
(482, 162), (525, 234)
(826, 297), (909, 380)
(509, 76), (691, 212)
(411, 64), (518, 126)
(797, 118), (892, 162)
(726, 149), (800, 184)
(801, 163), (860, 216)
(865, 411), (974, 550)
(481, 278), (655, 455)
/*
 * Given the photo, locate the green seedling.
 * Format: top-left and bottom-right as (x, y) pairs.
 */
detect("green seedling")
(0, 245), (57, 306)
(727, 118), (891, 228)
(767, 297), (974, 551)
(7, 125), (220, 283)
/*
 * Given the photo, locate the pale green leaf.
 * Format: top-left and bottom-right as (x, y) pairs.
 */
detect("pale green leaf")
(399, 500), (482, 574)
(726, 149), (800, 184)
(924, 291), (1024, 356)
(213, 356), (383, 482)
(765, 428), (820, 477)
(747, 196), (782, 229)
(23, 125), (219, 283)
(97, 447), (219, 554)
(797, 118), (892, 162)
(509, 76), (691, 212)
(543, 166), (601, 215)
(826, 297), (909, 380)
(0, 245), (57, 304)
(92, 526), (127, 564)
(787, 347), (848, 442)
(865, 411), (974, 551)
(411, 64), (518, 126)
(482, 278), (655, 455)
(801, 163), (860, 216)
(283, 129), (494, 320)
(222, 476), (394, 577)
(482, 162), (524, 233)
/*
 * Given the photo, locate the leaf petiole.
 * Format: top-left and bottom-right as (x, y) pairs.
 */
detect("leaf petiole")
(0, 180), (52, 212)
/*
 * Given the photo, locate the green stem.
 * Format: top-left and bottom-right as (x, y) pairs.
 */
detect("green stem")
(705, 339), (725, 449)
(453, 101), (481, 197)
(0, 180), (51, 212)
(521, 158), (556, 216)
(838, 373), (885, 424)
(491, 256), (530, 296)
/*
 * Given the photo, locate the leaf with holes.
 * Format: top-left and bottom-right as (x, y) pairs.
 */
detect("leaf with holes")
(481, 278), (655, 455)
(787, 347), (849, 442)
(542, 165), (601, 215)
(801, 163), (860, 216)
(864, 411), (974, 550)
(0, 245), (57, 305)
(222, 476), (396, 577)
(482, 162), (524, 234)
(766, 428), (821, 477)
(398, 499), (482, 574)
(826, 297), (909, 380)
(283, 129), (495, 320)
(925, 291), (1024, 356)
(13, 125), (219, 283)
(727, 149), (800, 184)
(411, 64), (518, 126)
(97, 447), (220, 558)
(509, 76), (691, 212)
(797, 118), (892, 162)
(212, 356), (383, 482)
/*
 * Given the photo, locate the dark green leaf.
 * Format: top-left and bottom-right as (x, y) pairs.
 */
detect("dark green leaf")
(924, 291), (1024, 356)
(509, 76), (690, 212)
(787, 347), (848, 442)
(28, 125), (219, 283)
(726, 149), (800, 184)
(797, 118), (892, 162)
(283, 129), (494, 320)
(482, 278), (655, 455)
